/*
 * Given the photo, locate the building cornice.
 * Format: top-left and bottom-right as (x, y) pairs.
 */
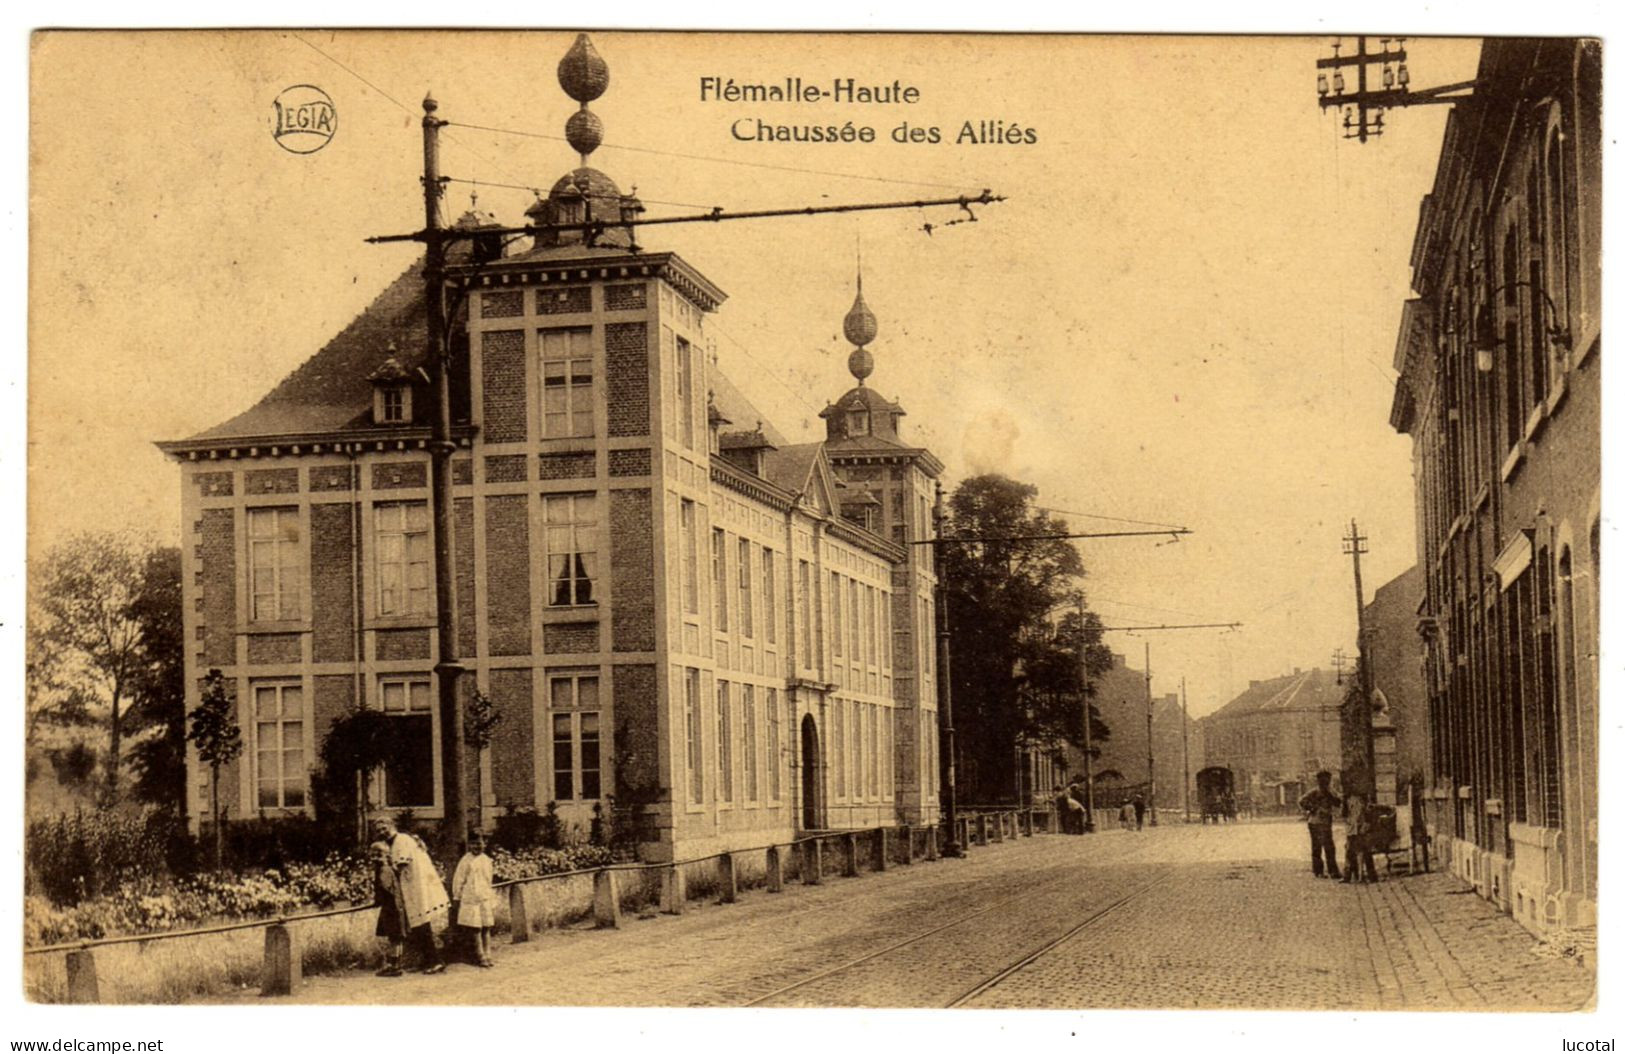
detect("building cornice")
(451, 250), (727, 313)
(155, 425), (478, 462)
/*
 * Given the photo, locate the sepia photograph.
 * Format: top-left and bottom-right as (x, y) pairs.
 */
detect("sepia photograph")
(18, 18), (1606, 1036)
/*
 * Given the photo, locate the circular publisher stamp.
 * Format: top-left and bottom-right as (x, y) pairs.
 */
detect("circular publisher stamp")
(272, 84), (337, 154)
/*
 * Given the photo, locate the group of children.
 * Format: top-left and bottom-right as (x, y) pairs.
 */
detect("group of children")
(371, 824), (499, 976)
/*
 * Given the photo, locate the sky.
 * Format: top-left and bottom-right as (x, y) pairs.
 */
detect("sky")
(28, 30), (1483, 719)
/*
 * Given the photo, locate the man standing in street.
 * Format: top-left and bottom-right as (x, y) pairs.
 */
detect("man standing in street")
(1298, 770), (1343, 879)
(1132, 793), (1146, 831)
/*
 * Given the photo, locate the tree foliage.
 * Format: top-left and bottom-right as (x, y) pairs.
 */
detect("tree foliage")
(126, 546), (187, 810)
(187, 668), (243, 869)
(942, 475), (1114, 802)
(29, 533), (149, 802)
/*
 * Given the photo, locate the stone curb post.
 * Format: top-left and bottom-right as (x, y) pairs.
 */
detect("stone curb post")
(900, 824), (914, 865)
(925, 825), (939, 860)
(843, 832), (860, 877)
(662, 864), (687, 914)
(976, 814), (989, 845)
(803, 840), (823, 884)
(65, 949), (99, 1004)
(875, 828), (890, 871)
(766, 846), (784, 892)
(508, 883), (532, 942)
(593, 869), (621, 928)
(719, 853), (738, 904)
(992, 814), (1005, 842)
(261, 921), (300, 996)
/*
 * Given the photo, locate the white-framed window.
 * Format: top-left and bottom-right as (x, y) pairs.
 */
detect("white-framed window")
(377, 386), (409, 424)
(247, 506), (302, 622)
(742, 683), (759, 802)
(717, 680), (734, 804)
(738, 539), (754, 639)
(680, 499), (699, 615)
(540, 326), (594, 438)
(549, 674), (602, 803)
(375, 501), (430, 617)
(379, 677), (435, 809)
(848, 410), (869, 436)
(683, 667), (702, 804)
(712, 529), (729, 631)
(544, 493), (597, 606)
(761, 549), (777, 644)
(253, 681), (305, 810)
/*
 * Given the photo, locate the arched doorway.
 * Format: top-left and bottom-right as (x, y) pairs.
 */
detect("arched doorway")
(800, 713), (821, 831)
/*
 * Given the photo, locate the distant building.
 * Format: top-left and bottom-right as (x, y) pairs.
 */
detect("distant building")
(1063, 650), (1199, 816)
(1388, 38), (1598, 932)
(1342, 566), (1430, 809)
(1201, 669), (1342, 814)
(156, 34), (942, 862)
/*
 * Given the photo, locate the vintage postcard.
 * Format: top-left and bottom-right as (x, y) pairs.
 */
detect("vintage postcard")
(21, 24), (1603, 1042)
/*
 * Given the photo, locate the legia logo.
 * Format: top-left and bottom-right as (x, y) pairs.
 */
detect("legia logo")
(272, 84), (337, 154)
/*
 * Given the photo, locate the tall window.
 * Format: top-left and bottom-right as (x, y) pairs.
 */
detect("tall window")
(677, 337), (695, 449)
(712, 529), (729, 631)
(540, 327), (594, 437)
(1503, 228), (1525, 442)
(849, 578), (861, 662)
(544, 494), (597, 605)
(680, 500), (698, 615)
(921, 598), (933, 675)
(738, 539), (754, 639)
(766, 687), (781, 801)
(761, 549), (777, 644)
(833, 699), (846, 798)
(550, 674), (601, 801)
(247, 507), (301, 621)
(742, 684), (759, 802)
(798, 561), (813, 667)
(853, 700), (865, 798)
(716, 680), (734, 803)
(869, 703), (879, 797)
(684, 668), (702, 804)
(380, 387), (406, 423)
(379, 678), (434, 808)
(375, 501), (430, 617)
(253, 682), (305, 810)
(830, 572), (844, 658)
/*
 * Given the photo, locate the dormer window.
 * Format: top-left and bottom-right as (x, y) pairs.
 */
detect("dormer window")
(848, 410), (870, 436)
(380, 387), (407, 424)
(368, 348), (414, 427)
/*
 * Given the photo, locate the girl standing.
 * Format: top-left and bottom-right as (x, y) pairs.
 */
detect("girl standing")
(452, 831), (498, 967)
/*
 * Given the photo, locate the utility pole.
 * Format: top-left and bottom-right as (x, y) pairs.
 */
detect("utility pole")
(1181, 676), (1191, 824)
(1144, 641), (1156, 826)
(1076, 595), (1096, 832)
(1343, 519), (1375, 797)
(420, 95), (468, 860)
(934, 482), (962, 857)
(1314, 36), (1474, 143)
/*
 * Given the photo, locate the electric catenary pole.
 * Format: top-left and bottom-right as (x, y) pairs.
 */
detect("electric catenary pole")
(1314, 36), (1474, 143)
(1343, 519), (1376, 796)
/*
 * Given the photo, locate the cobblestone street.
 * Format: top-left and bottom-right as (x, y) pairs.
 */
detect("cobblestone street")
(228, 820), (1592, 1010)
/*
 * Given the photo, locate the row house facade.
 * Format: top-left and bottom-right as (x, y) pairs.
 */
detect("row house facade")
(1200, 669), (1343, 813)
(1389, 38), (1600, 932)
(157, 34), (942, 862)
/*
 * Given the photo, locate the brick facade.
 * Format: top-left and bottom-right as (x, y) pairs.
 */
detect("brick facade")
(481, 329), (526, 442)
(604, 322), (649, 438)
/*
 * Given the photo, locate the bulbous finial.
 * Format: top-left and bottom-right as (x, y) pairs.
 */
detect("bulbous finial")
(558, 34), (610, 103)
(843, 280), (879, 349)
(566, 109), (604, 159)
(847, 347), (875, 383)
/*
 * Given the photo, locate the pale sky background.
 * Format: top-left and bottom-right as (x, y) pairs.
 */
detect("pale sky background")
(28, 30), (1481, 719)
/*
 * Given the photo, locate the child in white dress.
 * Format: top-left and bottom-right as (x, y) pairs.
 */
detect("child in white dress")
(452, 831), (497, 967)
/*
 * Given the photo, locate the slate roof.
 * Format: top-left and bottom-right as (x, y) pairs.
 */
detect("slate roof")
(712, 368), (788, 447)
(760, 442), (824, 496)
(1205, 669), (1341, 720)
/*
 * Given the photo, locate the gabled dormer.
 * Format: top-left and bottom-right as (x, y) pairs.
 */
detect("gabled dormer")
(369, 348), (414, 426)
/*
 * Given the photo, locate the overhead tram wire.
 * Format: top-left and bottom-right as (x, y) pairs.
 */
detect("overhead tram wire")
(442, 119), (973, 192)
(1033, 504), (1188, 532)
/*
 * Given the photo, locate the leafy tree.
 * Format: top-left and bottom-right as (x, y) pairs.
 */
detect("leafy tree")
(126, 547), (187, 811)
(28, 533), (148, 802)
(941, 475), (1114, 802)
(318, 708), (413, 841)
(464, 687), (503, 830)
(187, 668), (243, 868)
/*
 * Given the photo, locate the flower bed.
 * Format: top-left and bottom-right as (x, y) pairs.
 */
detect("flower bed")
(25, 844), (614, 948)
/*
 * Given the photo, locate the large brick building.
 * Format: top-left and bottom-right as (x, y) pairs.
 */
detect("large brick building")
(157, 35), (941, 861)
(1061, 650), (1198, 816)
(1388, 39), (1599, 932)
(1200, 669), (1343, 815)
